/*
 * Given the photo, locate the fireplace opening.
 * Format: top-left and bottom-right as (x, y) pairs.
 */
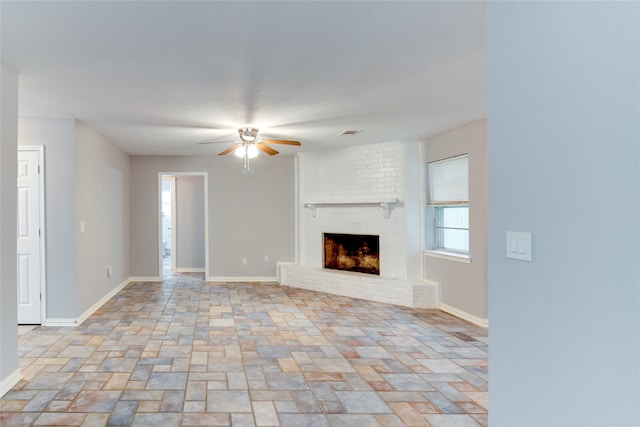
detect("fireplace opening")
(323, 233), (380, 275)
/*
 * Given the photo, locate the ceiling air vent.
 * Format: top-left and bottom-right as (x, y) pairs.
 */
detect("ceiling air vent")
(338, 130), (362, 136)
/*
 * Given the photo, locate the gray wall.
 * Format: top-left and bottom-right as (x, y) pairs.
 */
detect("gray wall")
(75, 122), (130, 315)
(487, 2), (640, 425)
(18, 118), (77, 319)
(175, 175), (205, 270)
(424, 119), (487, 320)
(130, 155), (295, 278)
(0, 62), (19, 383)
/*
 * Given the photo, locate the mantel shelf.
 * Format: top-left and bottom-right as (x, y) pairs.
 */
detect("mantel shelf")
(303, 198), (399, 219)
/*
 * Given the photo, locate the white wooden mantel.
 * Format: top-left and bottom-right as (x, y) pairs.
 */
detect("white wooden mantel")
(303, 198), (399, 219)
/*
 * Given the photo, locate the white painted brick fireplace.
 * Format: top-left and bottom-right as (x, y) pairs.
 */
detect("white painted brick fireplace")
(277, 140), (439, 308)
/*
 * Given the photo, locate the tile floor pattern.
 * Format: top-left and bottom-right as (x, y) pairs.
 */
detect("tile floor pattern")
(1, 272), (488, 426)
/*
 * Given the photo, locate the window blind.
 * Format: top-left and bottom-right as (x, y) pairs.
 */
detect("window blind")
(428, 155), (468, 205)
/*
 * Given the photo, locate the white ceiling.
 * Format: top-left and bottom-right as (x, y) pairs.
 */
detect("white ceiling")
(1, 1), (486, 156)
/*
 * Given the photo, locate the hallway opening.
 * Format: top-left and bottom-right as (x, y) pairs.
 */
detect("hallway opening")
(158, 173), (208, 280)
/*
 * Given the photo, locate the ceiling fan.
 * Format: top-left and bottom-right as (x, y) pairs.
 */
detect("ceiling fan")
(199, 127), (301, 171)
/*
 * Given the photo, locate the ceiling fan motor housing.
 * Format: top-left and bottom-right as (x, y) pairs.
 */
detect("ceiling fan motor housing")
(238, 127), (259, 142)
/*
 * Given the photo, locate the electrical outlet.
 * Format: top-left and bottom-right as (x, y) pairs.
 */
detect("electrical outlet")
(242, 258), (247, 265)
(264, 255), (269, 263)
(107, 265), (112, 277)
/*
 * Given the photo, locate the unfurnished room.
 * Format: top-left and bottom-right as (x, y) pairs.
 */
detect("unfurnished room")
(0, 2), (638, 427)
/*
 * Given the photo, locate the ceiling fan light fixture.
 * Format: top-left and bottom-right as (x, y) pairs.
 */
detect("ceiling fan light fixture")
(234, 144), (259, 159)
(234, 146), (246, 158)
(246, 144), (259, 158)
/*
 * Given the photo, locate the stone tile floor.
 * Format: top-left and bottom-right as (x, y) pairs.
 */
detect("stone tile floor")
(1, 272), (488, 426)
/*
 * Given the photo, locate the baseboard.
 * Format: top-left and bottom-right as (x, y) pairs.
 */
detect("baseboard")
(128, 276), (162, 282)
(440, 303), (488, 328)
(0, 368), (22, 398)
(76, 277), (131, 326)
(44, 318), (79, 327)
(45, 277), (137, 328)
(175, 268), (205, 273)
(207, 276), (277, 283)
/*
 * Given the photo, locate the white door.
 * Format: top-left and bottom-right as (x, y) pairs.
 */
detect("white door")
(17, 150), (42, 324)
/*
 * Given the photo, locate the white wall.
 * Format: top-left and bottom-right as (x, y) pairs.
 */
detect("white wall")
(424, 119), (487, 321)
(75, 122), (130, 316)
(0, 62), (19, 390)
(18, 118), (77, 319)
(487, 2), (640, 425)
(130, 155), (295, 279)
(175, 175), (205, 270)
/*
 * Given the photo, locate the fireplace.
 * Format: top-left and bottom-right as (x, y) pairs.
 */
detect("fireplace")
(323, 233), (380, 275)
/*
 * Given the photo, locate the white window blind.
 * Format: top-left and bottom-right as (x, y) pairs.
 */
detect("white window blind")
(428, 155), (468, 205)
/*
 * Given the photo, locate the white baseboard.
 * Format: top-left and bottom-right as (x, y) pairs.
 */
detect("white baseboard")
(440, 303), (488, 328)
(44, 318), (79, 327)
(45, 277), (144, 328)
(129, 276), (162, 282)
(175, 268), (205, 273)
(0, 368), (22, 398)
(207, 276), (277, 283)
(76, 278), (131, 326)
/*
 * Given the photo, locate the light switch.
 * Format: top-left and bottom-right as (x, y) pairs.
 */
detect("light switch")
(506, 231), (531, 261)
(509, 237), (518, 253)
(80, 221), (85, 233)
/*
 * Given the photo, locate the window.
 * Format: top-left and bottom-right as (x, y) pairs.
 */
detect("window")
(427, 155), (469, 255)
(435, 206), (469, 253)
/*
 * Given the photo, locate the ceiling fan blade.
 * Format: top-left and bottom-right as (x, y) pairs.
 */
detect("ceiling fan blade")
(260, 139), (301, 146)
(218, 144), (239, 156)
(256, 143), (279, 156)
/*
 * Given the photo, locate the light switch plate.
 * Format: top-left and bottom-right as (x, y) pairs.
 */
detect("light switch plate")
(506, 231), (532, 261)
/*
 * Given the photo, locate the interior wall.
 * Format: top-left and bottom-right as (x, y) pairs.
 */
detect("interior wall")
(17, 118), (77, 319)
(75, 121), (130, 316)
(130, 155), (295, 279)
(423, 119), (487, 320)
(0, 62), (19, 386)
(175, 175), (205, 270)
(487, 2), (640, 425)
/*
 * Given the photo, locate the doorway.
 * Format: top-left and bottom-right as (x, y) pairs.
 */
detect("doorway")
(161, 176), (176, 276)
(158, 173), (208, 279)
(17, 146), (46, 325)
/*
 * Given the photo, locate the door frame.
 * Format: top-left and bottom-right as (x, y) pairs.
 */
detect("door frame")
(17, 145), (47, 324)
(157, 172), (209, 279)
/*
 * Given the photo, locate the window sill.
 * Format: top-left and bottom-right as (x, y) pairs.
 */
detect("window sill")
(424, 250), (471, 264)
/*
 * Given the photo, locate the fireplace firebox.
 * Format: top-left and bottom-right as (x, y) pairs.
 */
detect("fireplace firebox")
(323, 233), (380, 275)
